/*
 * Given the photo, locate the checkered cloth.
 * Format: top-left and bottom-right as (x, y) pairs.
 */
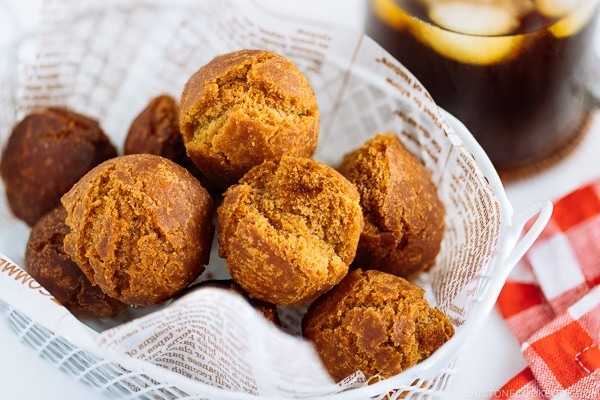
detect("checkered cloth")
(494, 180), (600, 399)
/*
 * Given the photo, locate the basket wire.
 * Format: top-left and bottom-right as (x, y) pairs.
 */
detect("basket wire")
(1, 300), (197, 399)
(1, 285), (465, 400)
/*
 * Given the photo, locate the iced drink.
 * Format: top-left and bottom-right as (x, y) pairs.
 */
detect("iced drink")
(366, 0), (600, 178)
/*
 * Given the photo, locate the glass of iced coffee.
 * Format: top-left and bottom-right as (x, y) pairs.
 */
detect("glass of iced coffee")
(366, 0), (600, 179)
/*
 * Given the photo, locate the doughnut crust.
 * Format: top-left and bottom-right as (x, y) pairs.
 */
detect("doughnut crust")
(0, 107), (117, 226)
(125, 94), (193, 167)
(179, 49), (320, 188)
(302, 269), (454, 381)
(339, 133), (445, 278)
(61, 154), (214, 306)
(25, 205), (125, 319)
(124, 94), (216, 193)
(217, 156), (364, 306)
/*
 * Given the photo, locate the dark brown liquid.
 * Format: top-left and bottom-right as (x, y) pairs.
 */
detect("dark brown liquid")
(366, 2), (599, 175)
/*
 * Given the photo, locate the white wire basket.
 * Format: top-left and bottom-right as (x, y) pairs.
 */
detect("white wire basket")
(0, 1), (553, 399)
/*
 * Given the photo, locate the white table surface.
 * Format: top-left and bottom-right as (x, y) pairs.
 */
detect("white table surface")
(2, 1), (600, 399)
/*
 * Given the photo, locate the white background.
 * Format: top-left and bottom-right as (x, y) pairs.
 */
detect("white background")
(2, 1), (600, 399)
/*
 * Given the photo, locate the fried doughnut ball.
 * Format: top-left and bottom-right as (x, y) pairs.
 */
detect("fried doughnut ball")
(217, 156), (364, 306)
(302, 269), (454, 382)
(339, 133), (445, 278)
(25, 205), (125, 319)
(61, 154), (214, 306)
(0, 107), (117, 226)
(179, 49), (320, 188)
(124, 94), (220, 195)
(124, 94), (195, 170)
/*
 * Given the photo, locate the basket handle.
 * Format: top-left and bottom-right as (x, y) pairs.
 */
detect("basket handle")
(444, 199), (554, 378)
(502, 199), (553, 274)
(465, 199), (553, 334)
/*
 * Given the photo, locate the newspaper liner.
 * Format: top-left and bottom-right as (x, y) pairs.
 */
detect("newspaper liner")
(0, 0), (552, 398)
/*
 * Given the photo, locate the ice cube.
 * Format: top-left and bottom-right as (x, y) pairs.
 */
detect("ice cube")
(371, 0), (413, 31)
(373, 0), (524, 65)
(415, 24), (524, 65)
(547, 0), (598, 38)
(428, 1), (520, 36)
(535, 0), (583, 18)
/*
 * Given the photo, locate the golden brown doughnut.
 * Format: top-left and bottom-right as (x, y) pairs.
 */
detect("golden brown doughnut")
(124, 94), (220, 196)
(25, 205), (125, 319)
(217, 156), (363, 306)
(302, 268), (454, 382)
(125, 94), (195, 170)
(339, 133), (445, 278)
(61, 154), (214, 306)
(179, 49), (320, 188)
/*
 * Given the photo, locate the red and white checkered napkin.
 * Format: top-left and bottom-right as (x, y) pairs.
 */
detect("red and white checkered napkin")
(494, 179), (600, 399)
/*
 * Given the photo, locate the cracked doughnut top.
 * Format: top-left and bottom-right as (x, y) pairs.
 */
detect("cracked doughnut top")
(217, 156), (364, 306)
(179, 49), (320, 188)
(302, 268), (455, 381)
(25, 205), (125, 319)
(339, 133), (445, 278)
(61, 154), (215, 306)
